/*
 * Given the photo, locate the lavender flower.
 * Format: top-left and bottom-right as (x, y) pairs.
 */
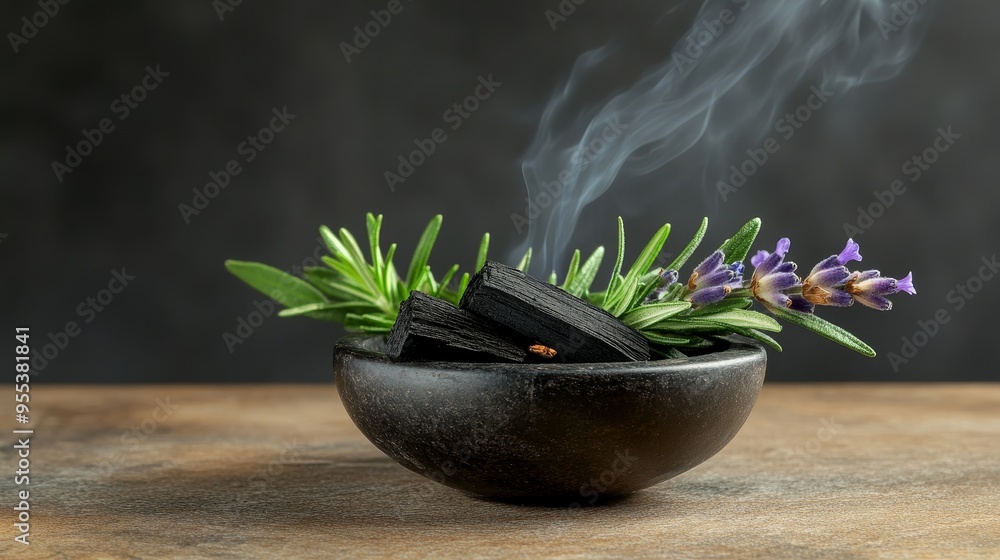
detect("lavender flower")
(644, 269), (679, 303)
(749, 238), (813, 312)
(802, 239), (863, 307)
(845, 270), (916, 311)
(686, 250), (744, 305)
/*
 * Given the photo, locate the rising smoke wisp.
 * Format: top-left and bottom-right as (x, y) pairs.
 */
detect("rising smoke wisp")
(518, 0), (931, 273)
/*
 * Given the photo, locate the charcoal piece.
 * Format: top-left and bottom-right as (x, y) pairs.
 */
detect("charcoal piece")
(386, 291), (528, 363)
(459, 261), (650, 362)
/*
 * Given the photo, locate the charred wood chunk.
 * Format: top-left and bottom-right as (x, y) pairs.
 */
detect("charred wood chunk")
(386, 291), (528, 363)
(459, 261), (650, 362)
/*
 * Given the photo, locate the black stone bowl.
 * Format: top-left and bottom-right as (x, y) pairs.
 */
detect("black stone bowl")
(334, 334), (766, 501)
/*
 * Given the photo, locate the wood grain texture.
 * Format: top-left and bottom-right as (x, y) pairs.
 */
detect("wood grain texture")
(2, 384), (998, 559)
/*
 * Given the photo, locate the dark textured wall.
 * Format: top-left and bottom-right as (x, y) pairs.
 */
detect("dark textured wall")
(2, 1), (997, 382)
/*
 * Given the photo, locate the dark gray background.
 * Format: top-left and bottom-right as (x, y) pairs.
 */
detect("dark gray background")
(2, 1), (997, 382)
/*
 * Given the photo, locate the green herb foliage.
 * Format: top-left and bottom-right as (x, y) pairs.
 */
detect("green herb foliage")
(226, 213), (880, 357)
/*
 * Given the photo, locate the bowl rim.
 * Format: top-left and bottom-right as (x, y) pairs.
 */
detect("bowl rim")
(335, 333), (766, 376)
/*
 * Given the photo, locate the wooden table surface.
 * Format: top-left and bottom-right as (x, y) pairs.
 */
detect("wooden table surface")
(3, 384), (998, 559)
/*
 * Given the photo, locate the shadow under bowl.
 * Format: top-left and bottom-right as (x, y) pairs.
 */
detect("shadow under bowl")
(334, 334), (766, 500)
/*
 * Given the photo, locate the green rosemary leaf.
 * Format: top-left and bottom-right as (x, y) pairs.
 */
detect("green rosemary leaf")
(301, 266), (342, 284)
(344, 312), (397, 332)
(607, 275), (639, 316)
(687, 297), (754, 316)
(638, 268), (662, 285)
(354, 324), (394, 333)
(627, 223), (671, 280)
(735, 328), (783, 352)
(319, 225), (347, 257)
(768, 306), (876, 357)
(319, 255), (355, 279)
(406, 214), (443, 291)
(717, 217), (761, 263)
(621, 302), (691, 330)
(338, 226), (381, 296)
(661, 282), (686, 302)
(302, 269), (381, 305)
(438, 264), (460, 295)
(616, 222), (671, 313)
(584, 291), (605, 305)
(547, 271), (558, 284)
(424, 265), (439, 295)
(603, 217), (627, 306)
(631, 269), (664, 307)
(644, 320), (727, 333)
(516, 247), (532, 272)
(666, 217), (708, 272)
(408, 260), (429, 292)
(675, 336), (716, 349)
(457, 272), (471, 300)
(366, 213), (385, 281)
(566, 246), (604, 297)
(344, 312), (396, 328)
(338, 226), (369, 270)
(383, 243), (398, 299)
(685, 309), (783, 332)
(225, 261), (328, 309)
(643, 332), (693, 346)
(560, 249), (582, 291)
(475, 233), (490, 273)
(277, 301), (365, 320)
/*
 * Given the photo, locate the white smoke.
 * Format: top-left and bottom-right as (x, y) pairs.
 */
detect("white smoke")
(518, 0), (932, 272)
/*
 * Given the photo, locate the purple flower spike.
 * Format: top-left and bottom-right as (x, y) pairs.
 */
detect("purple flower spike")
(750, 238), (806, 311)
(750, 250), (769, 268)
(897, 272), (916, 295)
(644, 269), (680, 303)
(685, 251), (744, 306)
(659, 269), (680, 286)
(838, 238), (863, 265)
(776, 238), (791, 255)
(787, 294), (815, 314)
(688, 286), (730, 305)
(750, 238), (790, 269)
(845, 270), (916, 311)
(802, 241), (861, 307)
